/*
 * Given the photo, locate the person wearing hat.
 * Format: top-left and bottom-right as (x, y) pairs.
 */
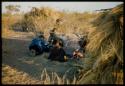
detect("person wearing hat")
(48, 28), (57, 45)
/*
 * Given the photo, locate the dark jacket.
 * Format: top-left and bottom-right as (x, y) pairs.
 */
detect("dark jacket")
(48, 47), (66, 62)
(30, 38), (44, 47)
(48, 33), (57, 44)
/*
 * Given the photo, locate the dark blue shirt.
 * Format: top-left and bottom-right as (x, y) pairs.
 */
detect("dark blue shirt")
(31, 38), (45, 47)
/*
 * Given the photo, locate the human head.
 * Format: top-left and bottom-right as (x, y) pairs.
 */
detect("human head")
(78, 36), (88, 48)
(38, 32), (44, 39)
(50, 29), (55, 35)
(52, 38), (64, 48)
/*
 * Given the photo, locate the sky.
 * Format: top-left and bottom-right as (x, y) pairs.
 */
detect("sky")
(2, 2), (123, 13)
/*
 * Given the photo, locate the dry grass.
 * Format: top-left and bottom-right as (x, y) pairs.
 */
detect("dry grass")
(2, 64), (77, 84)
(78, 4), (123, 84)
(2, 4), (123, 84)
(10, 7), (97, 36)
(40, 68), (77, 84)
(2, 64), (42, 84)
(2, 14), (23, 38)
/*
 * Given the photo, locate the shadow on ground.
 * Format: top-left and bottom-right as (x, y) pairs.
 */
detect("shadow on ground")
(2, 38), (79, 81)
(2, 38), (46, 80)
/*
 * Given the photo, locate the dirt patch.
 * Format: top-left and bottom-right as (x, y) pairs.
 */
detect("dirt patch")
(2, 31), (82, 84)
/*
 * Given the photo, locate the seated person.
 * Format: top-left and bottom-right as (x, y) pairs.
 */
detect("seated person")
(48, 38), (68, 62)
(31, 32), (45, 47)
(73, 49), (84, 59)
(29, 32), (46, 53)
(72, 36), (88, 59)
(48, 28), (58, 45)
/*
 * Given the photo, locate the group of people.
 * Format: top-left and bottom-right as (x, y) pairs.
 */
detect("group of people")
(33, 28), (88, 62)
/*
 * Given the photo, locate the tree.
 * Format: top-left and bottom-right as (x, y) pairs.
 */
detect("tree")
(5, 5), (20, 15)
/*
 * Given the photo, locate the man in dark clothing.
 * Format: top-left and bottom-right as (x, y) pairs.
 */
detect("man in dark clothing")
(48, 38), (67, 62)
(29, 32), (46, 56)
(48, 28), (58, 45)
(30, 32), (45, 47)
(78, 36), (87, 53)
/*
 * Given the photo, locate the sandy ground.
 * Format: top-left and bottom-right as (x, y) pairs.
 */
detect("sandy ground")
(2, 31), (83, 84)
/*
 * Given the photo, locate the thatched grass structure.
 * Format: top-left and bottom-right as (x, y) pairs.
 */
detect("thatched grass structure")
(78, 4), (123, 84)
